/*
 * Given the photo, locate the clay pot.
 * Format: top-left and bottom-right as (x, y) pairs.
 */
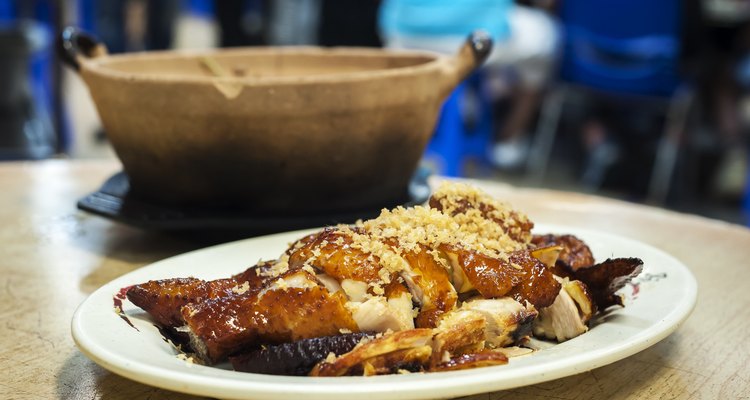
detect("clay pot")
(60, 27), (491, 213)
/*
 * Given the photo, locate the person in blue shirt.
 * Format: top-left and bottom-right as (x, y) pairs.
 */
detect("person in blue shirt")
(379, 0), (560, 170)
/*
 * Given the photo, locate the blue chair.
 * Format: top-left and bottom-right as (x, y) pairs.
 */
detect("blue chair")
(526, 0), (692, 203)
(425, 72), (494, 177)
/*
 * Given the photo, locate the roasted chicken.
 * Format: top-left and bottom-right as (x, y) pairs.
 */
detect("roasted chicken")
(124, 182), (643, 376)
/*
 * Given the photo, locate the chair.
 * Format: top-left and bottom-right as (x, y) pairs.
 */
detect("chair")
(526, 0), (693, 203)
(425, 72), (495, 177)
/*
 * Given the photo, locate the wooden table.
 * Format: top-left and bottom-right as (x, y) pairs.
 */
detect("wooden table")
(1, 160), (748, 399)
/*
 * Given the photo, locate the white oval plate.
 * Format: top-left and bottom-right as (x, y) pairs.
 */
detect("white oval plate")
(72, 224), (697, 400)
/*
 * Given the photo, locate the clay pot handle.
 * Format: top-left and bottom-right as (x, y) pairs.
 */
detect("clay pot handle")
(58, 27), (108, 71)
(439, 30), (493, 97)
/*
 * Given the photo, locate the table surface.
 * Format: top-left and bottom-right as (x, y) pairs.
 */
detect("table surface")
(2, 160), (748, 400)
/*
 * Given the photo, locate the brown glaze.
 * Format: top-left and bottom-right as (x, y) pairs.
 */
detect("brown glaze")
(126, 261), (274, 328)
(441, 246), (560, 309)
(531, 234), (595, 272)
(182, 273), (358, 363)
(400, 245), (458, 329)
(429, 350), (508, 372)
(573, 258), (644, 309)
(505, 251), (562, 309)
(287, 227), (390, 285)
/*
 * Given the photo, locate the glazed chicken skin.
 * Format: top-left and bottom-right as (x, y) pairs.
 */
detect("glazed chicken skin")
(528, 234), (643, 341)
(441, 245), (560, 308)
(126, 260), (276, 328)
(287, 228), (388, 285)
(124, 182), (643, 375)
(531, 234), (595, 277)
(182, 269), (358, 363)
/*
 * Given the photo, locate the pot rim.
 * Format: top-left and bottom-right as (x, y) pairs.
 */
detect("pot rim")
(80, 46), (448, 87)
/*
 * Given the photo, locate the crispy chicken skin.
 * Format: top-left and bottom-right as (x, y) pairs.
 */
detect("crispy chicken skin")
(310, 329), (434, 376)
(287, 227), (391, 285)
(442, 246), (561, 309)
(574, 258), (643, 309)
(313, 305), (517, 376)
(429, 351), (508, 372)
(531, 234), (595, 276)
(398, 244), (458, 328)
(126, 261), (274, 328)
(182, 270), (358, 363)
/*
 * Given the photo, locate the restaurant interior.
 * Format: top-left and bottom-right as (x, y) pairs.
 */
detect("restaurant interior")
(3, 1), (750, 399)
(2, 0), (749, 225)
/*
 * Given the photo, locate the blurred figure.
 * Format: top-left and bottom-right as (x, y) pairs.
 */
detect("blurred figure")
(379, 0), (560, 170)
(319, 0), (381, 47)
(214, 0), (268, 47)
(213, 0), (381, 48)
(699, 0), (750, 199)
(94, 0), (179, 52)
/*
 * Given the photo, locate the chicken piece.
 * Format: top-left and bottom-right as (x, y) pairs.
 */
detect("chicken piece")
(229, 333), (372, 376)
(182, 270), (358, 364)
(533, 278), (595, 342)
(429, 351), (508, 372)
(505, 251), (563, 308)
(310, 329), (434, 376)
(574, 258), (643, 309)
(431, 310), (487, 366)
(126, 261), (275, 328)
(441, 246), (561, 309)
(346, 289), (415, 332)
(563, 279), (595, 323)
(287, 227), (389, 286)
(530, 245), (563, 270)
(429, 182), (533, 244)
(460, 298), (538, 348)
(397, 244), (458, 328)
(360, 346), (433, 375)
(531, 234), (595, 276)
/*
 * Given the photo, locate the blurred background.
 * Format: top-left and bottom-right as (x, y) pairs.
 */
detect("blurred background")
(1, 0), (748, 225)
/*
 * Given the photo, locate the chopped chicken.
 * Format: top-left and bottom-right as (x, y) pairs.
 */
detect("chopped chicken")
(429, 351), (508, 372)
(346, 292), (414, 332)
(431, 310), (487, 365)
(287, 227), (396, 288)
(126, 260), (276, 328)
(533, 278), (595, 342)
(310, 329), (434, 376)
(460, 298), (538, 348)
(397, 244), (458, 328)
(123, 182), (643, 376)
(440, 246), (561, 309)
(531, 234), (595, 274)
(181, 270), (358, 363)
(574, 258), (644, 309)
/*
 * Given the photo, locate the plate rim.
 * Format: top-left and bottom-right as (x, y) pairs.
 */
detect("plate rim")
(71, 224), (698, 400)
